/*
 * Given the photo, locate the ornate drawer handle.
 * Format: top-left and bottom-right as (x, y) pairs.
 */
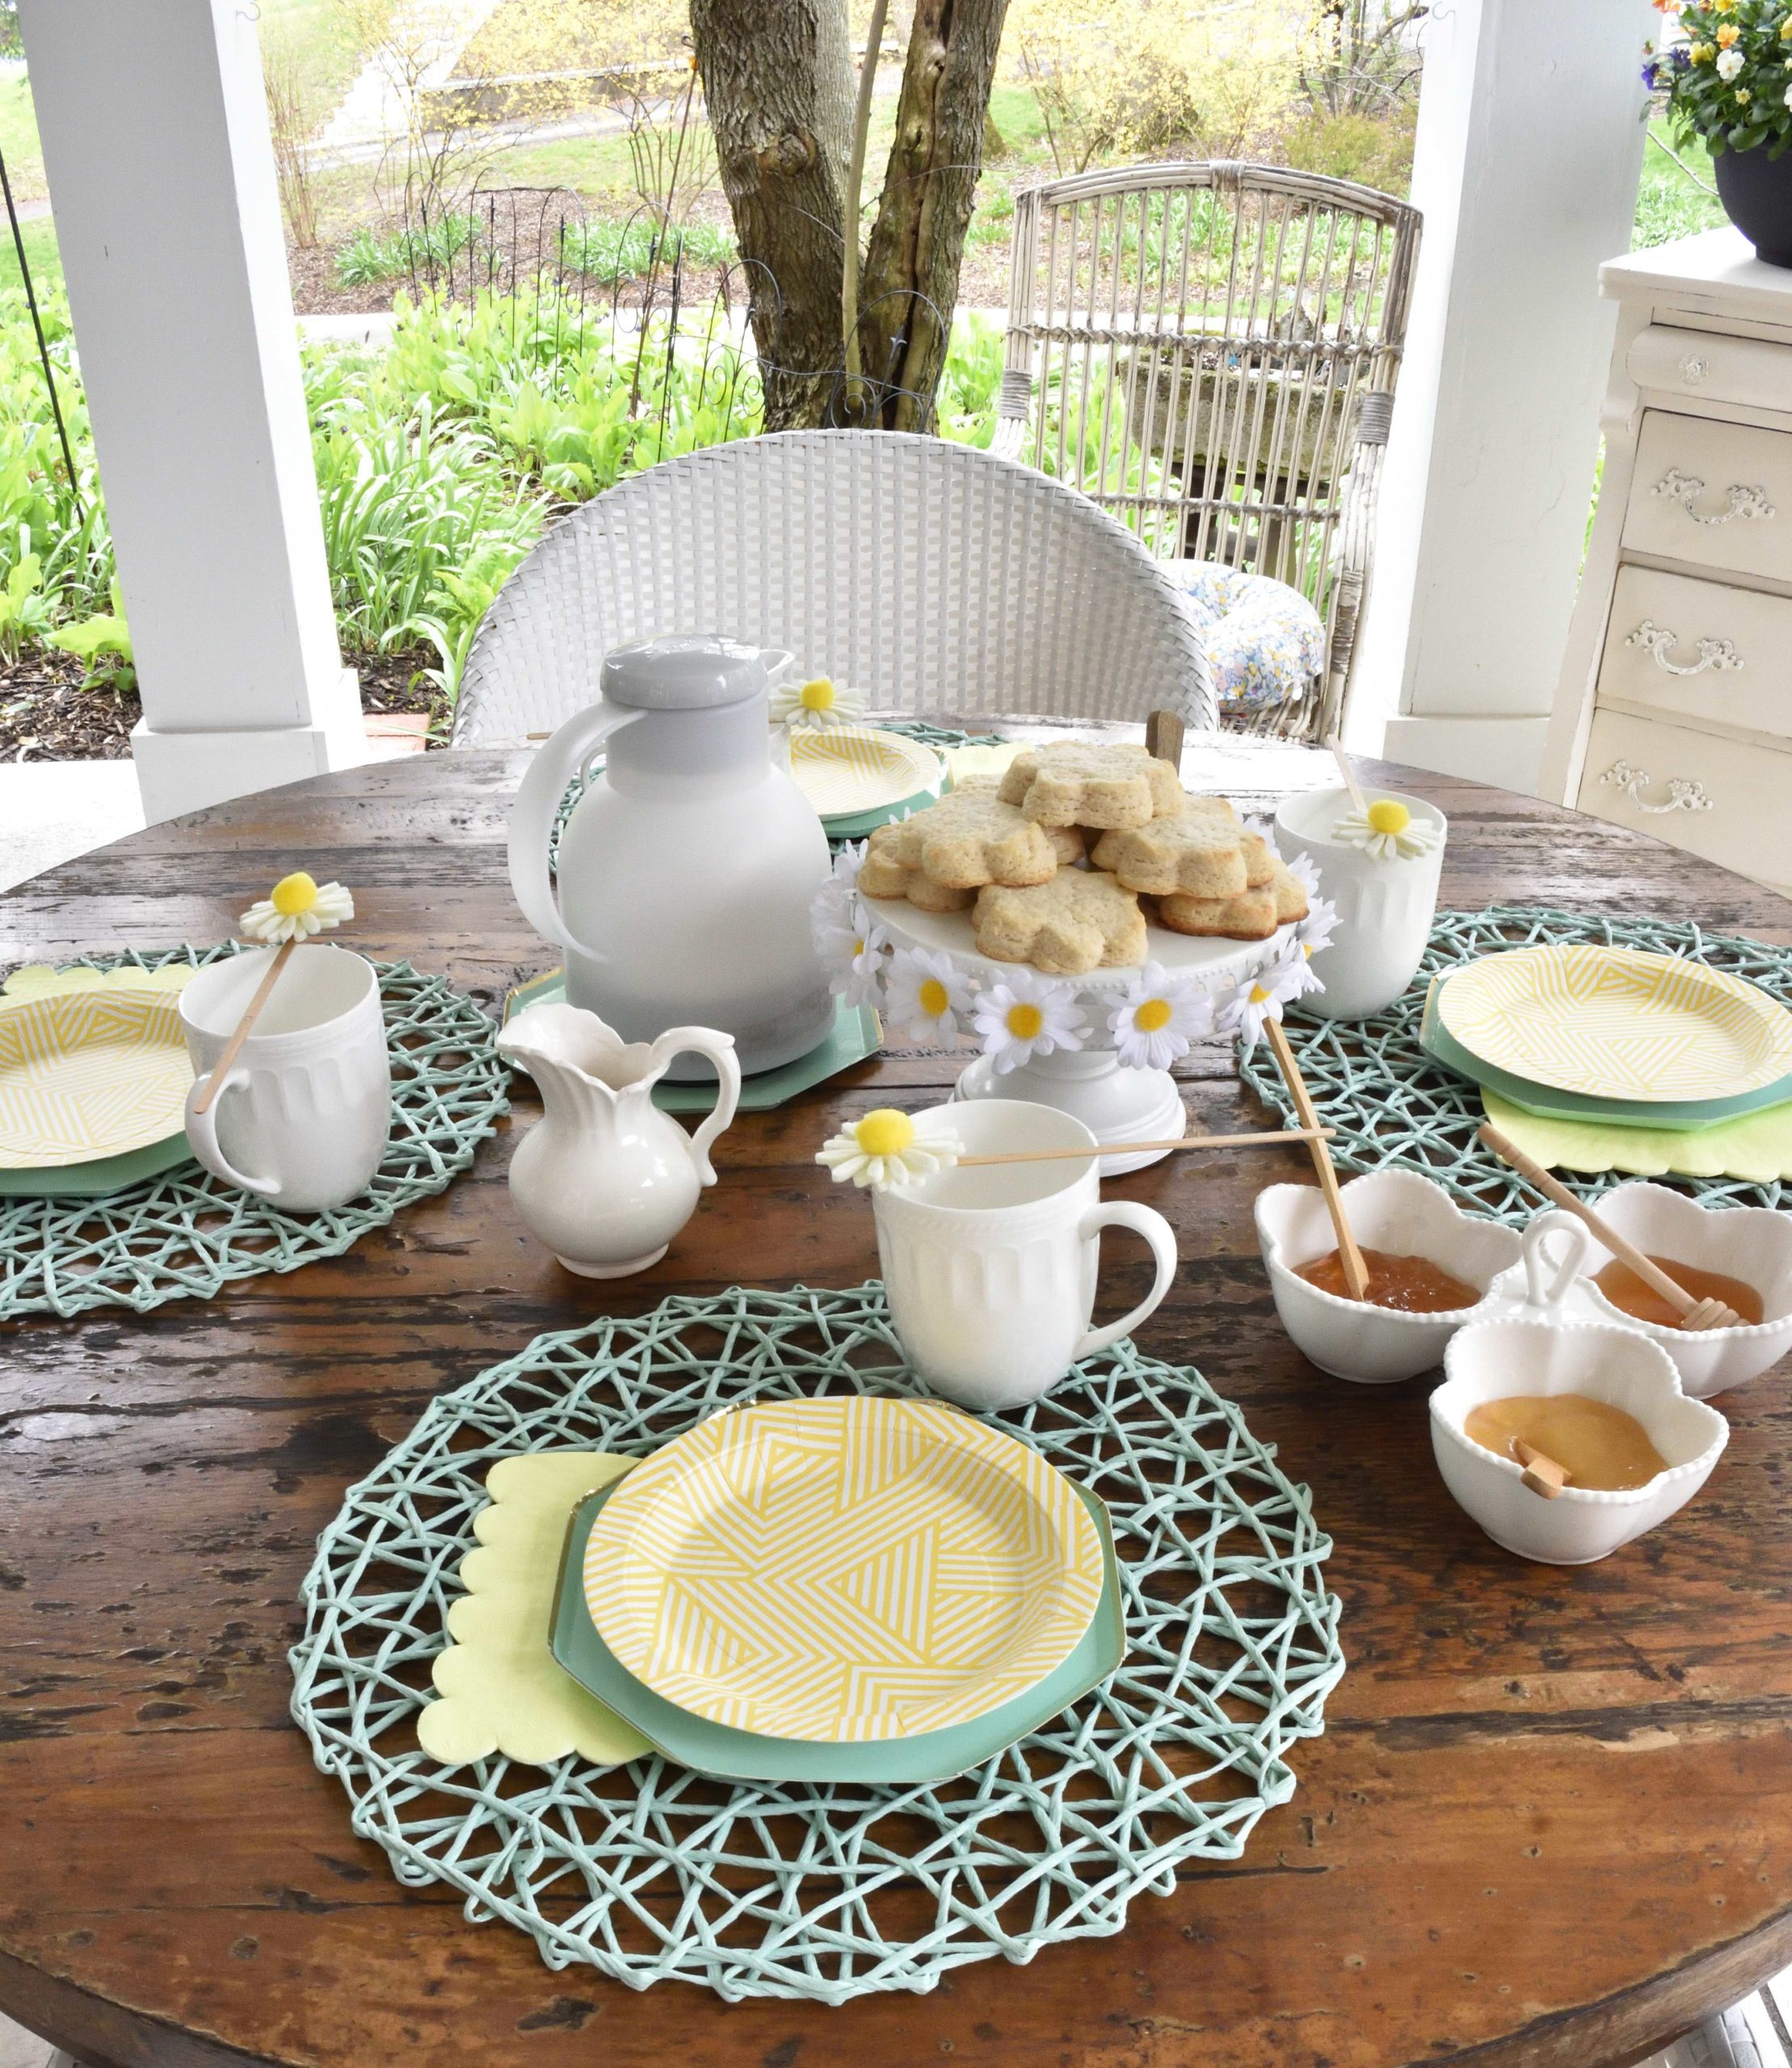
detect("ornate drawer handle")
(1624, 620), (1744, 676)
(1653, 468), (1776, 526)
(1600, 759), (1714, 814)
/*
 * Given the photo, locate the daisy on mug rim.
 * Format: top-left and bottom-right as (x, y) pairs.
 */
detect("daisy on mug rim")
(770, 675), (869, 730)
(815, 1107), (962, 1189)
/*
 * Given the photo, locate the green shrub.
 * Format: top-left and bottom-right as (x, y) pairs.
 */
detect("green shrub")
(1281, 108), (1416, 195)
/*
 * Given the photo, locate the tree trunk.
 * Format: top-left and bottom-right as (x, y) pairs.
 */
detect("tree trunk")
(856, 0), (1011, 431)
(691, 0), (852, 431)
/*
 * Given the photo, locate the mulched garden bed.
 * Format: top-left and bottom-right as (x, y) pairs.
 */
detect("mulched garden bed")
(0, 645), (448, 763)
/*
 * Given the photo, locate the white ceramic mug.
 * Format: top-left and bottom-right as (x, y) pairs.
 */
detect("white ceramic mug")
(180, 944), (391, 1212)
(1273, 784), (1447, 1019)
(872, 1099), (1177, 1410)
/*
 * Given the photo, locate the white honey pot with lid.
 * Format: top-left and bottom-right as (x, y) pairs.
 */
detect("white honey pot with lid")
(507, 634), (834, 1078)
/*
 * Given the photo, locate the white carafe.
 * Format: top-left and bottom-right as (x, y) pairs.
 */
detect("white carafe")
(507, 635), (835, 1078)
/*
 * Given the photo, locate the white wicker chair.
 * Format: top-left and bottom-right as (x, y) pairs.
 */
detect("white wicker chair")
(995, 162), (1420, 739)
(451, 430), (1218, 746)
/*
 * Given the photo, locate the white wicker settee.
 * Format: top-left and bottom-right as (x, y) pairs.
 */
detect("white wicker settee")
(451, 431), (1218, 746)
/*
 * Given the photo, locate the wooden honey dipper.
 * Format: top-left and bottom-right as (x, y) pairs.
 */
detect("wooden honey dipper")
(1479, 1124), (1742, 1332)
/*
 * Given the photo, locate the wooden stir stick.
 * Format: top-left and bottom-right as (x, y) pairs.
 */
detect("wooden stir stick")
(190, 939), (297, 1117)
(957, 1124), (1334, 1168)
(1478, 1122), (1740, 1331)
(1264, 1017), (1371, 1300)
(1324, 731), (1369, 816)
(192, 872), (355, 1118)
(1144, 708), (1185, 768)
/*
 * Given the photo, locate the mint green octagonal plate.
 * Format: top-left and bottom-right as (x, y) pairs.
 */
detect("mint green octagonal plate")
(550, 1476), (1126, 1784)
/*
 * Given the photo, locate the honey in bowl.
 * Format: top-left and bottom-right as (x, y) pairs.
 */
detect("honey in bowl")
(1592, 1256), (1764, 1331)
(1294, 1246), (1480, 1314)
(1465, 1393), (1668, 1492)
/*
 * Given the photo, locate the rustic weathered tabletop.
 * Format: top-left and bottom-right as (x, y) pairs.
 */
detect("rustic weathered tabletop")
(2, 737), (1790, 2068)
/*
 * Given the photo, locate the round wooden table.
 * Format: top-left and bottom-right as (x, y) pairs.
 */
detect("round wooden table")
(2, 743), (1790, 2068)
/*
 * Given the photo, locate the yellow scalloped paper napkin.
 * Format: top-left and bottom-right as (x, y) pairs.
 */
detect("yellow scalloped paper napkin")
(417, 1450), (651, 1768)
(0, 962), (196, 1009)
(1483, 1090), (1792, 1183)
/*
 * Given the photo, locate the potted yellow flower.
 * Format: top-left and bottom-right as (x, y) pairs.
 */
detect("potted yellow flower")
(1647, 0), (1792, 264)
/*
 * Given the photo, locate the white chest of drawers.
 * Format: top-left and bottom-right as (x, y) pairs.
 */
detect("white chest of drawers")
(1542, 229), (1792, 897)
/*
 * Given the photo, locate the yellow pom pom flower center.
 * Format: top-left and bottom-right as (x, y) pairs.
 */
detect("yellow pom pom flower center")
(1006, 1002), (1045, 1040)
(918, 977), (951, 1017)
(1366, 799), (1411, 836)
(271, 871), (319, 917)
(1134, 997), (1173, 1033)
(854, 1109), (915, 1158)
(798, 678), (836, 712)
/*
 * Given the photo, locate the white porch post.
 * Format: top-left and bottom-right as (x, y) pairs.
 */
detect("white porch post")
(19, 0), (368, 823)
(1347, 0), (1656, 795)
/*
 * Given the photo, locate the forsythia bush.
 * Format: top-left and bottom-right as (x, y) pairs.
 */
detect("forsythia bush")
(1003, 0), (1301, 174)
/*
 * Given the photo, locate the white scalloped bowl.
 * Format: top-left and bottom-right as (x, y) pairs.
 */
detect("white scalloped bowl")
(1255, 1169), (1523, 1384)
(1432, 1318), (1728, 1565)
(1570, 1182), (1792, 1400)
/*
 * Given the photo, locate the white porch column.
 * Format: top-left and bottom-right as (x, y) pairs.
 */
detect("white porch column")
(1347, 0), (1656, 795)
(19, 0), (368, 823)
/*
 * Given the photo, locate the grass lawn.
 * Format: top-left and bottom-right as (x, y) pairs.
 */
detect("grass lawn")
(0, 75), (45, 202)
(0, 213), (60, 298)
(1634, 122), (1727, 248)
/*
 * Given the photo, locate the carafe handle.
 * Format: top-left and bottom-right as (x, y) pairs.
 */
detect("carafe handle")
(507, 702), (646, 962)
(648, 1026), (742, 1185)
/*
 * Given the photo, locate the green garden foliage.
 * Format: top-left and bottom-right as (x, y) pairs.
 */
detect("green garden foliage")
(0, 283), (1005, 705)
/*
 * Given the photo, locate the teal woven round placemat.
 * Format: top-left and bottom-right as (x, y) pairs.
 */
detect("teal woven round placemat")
(1241, 904), (1792, 1221)
(289, 1282), (1344, 2005)
(0, 948), (508, 1321)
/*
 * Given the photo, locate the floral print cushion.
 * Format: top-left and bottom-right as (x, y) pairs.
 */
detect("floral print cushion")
(1169, 562), (1326, 711)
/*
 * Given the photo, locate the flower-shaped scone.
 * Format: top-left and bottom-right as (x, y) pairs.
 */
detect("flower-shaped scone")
(857, 779), (1080, 907)
(974, 869), (1147, 976)
(1155, 858), (1308, 939)
(997, 742), (1183, 830)
(1091, 796), (1249, 897)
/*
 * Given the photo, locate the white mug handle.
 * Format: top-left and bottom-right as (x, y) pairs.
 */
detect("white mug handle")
(1074, 1202), (1178, 1360)
(1521, 1208), (1593, 1313)
(646, 1026), (741, 1185)
(183, 1070), (281, 1198)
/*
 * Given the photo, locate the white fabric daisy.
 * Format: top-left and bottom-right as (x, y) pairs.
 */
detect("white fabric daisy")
(1281, 895), (1338, 1000)
(816, 1108), (962, 1189)
(831, 920), (891, 1009)
(1108, 961), (1214, 1072)
(1331, 799), (1440, 861)
(810, 848), (867, 968)
(1284, 847), (1321, 901)
(1218, 950), (1306, 1053)
(239, 872), (354, 945)
(970, 969), (1089, 1074)
(883, 946), (974, 1047)
(769, 675), (869, 731)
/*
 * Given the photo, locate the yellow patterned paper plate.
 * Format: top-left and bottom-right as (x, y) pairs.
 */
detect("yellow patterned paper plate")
(1438, 943), (1792, 1103)
(583, 1396), (1104, 1744)
(787, 726), (942, 819)
(0, 989), (194, 1168)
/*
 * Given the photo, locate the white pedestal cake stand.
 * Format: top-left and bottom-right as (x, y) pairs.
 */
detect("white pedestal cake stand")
(875, 902), (1293, 1174)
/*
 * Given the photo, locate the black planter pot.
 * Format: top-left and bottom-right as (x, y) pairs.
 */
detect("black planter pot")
(1714, 141), (1792, 267)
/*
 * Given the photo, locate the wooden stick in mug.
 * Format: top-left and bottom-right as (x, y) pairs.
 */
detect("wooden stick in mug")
(957, 1125), (1334, 1168)
(1476, 1122), (1738, 1329)
(1264, 1017), (1371, 1300)
(1324, 731), (1369, 817)
(190, 939), (297, 1117)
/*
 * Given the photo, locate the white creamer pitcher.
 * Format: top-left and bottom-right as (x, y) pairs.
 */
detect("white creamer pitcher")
(507, 634), (834, 1078)
(497, 1000), (742, 1278)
